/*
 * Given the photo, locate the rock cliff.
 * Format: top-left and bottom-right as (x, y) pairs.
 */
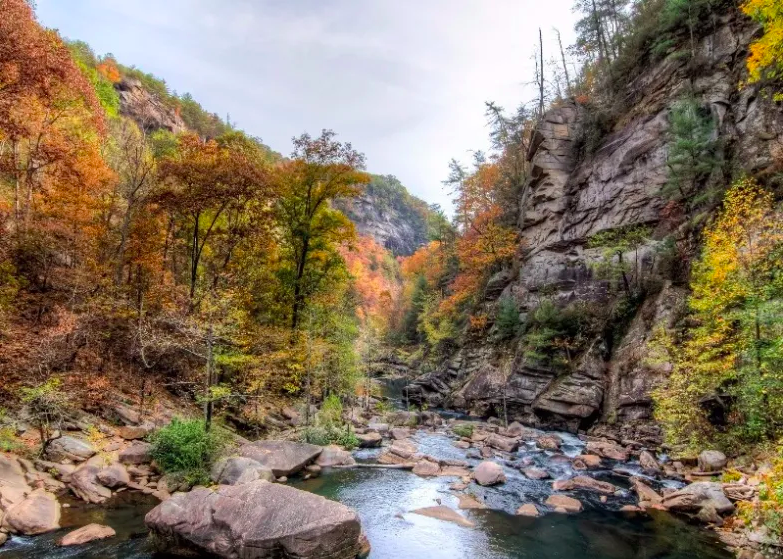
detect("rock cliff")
(116, 78), (187, 134)
(405, 13), (783, 440)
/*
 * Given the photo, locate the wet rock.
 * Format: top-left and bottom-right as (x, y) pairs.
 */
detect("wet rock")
(97, 464), (130, 489)
(46, 436), (96, 463)
(486, 434), (520, 453)
(119, 442), (153, 466)
(536, 435), (561, 450)
(631, 478), (662, 504)
(456, 493), (487, 510)
(585, 441), (629, 461)
(146, 480), (368, 558)
(2, 488), (60, 535)
(58, 523), (116, 546)
(412, 459), (440, 477)
(639, 451), (661, 475)
(237, 440), (322, 477)
(70, 457), (112, 504)
(356, 432), (383, 448)
(315, 446), (356, 468)
(516, 503), (539, 517)
(545, 494), (582, 513)
(210, 457), (275, 486)
(473, 461), (506, 486)
(453, 441), (471, 449)
(697, 450), (727, 473)
(552, 476), (620, 495)
(662, 482), (734, 515)
(411, 505), (474, 528)
(480, 447), (494, 459)
(439, 465), (471, 477)
(390, 428), (410, 440)
(367, 422), (389, 434)
(522, 467), (550, 480)
(572, 454), (602, 470)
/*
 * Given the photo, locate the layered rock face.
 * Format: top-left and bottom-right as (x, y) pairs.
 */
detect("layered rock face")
(406, 14), (783, 437)
(116, 78), (187, 134)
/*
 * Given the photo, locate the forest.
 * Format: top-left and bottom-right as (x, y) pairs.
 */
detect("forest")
(1, 0), (783, 556)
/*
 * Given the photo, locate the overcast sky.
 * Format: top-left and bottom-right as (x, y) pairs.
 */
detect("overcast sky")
(35, 0), (578, 213)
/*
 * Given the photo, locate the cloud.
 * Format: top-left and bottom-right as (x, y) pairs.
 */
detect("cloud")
(36, 0), (578, 213)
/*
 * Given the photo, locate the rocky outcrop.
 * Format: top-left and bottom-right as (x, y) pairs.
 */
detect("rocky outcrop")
(145, 480), (368, 558)
(237, 440), (322, 477)
(116, 78), (187, 134)
(405, 13), (783, 435)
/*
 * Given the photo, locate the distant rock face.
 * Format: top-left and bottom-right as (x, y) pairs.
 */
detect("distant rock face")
(145, 481), (368, 559)
(335, 175), (429, 256)
(405, 13), (783, 438)
(116, 78), (187, 134)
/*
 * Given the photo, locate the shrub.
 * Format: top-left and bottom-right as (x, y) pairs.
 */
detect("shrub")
(301, 425), (359, 450)
(496, 296), (521, 340)
(319, 394), (343, 427)
(738, 456), (783, 541)
(148, 418), (229, 485)
(452, 423), (474, 438)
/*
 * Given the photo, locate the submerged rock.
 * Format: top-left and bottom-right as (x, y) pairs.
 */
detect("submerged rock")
(411, 505), (474, 528)
(238, 440), (322, 477)
(146, 480), (368, 558)
(516, 503), (540, 517)
(58, 523), (116, 546)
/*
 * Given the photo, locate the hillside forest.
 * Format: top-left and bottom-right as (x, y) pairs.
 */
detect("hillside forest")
(2, 0), (783, 549)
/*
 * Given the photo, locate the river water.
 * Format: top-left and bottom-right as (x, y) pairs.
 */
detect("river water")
(0, 426), (732, 559)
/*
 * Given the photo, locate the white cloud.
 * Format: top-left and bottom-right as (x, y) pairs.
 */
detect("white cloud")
(36, 0), (578, 213)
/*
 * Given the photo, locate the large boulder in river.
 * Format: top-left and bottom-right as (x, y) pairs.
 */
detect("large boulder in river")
(316, 446), (356, 468)
(662, 482), (735, 515)
(238, 440), (322, 477)
(46, 436), (96, 462)
(211, 457), (275, 486)
(697, 450), (727, 473)
(97, 463), (130, 489)
(145, 480), (368, 558)
(473, 461), (506, 486)
(69, 456), (112, 504)
(2, 488), (61, 535)
(355, 432), (382, 448)
(486, 434), (520, 453)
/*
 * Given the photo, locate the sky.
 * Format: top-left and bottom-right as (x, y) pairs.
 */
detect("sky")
(35, 0), (579, 213)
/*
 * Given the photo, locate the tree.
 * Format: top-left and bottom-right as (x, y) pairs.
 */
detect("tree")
(663, 97), (719, 208)
(742, 0), (783, 90)
(654, 179), (783, 447)
(272, 130), (370, 330)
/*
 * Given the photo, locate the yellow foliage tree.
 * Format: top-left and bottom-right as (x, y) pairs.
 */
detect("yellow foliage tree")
(742, 0), (783, 89)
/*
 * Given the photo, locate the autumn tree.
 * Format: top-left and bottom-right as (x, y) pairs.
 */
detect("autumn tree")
(742, 0), (783, 92)
(654, 179), (783, 447)
(273, 130), (370, 330)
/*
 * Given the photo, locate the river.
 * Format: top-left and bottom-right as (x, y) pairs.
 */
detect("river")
(0, 424), (732, 559)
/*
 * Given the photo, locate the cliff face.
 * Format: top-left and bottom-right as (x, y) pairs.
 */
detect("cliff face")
(116, 78), (187, 134)
(336, 174), (430, 256)
(406, 14), (783, 441)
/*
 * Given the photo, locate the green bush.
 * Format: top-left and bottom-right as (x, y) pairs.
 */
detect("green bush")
(495, 296), (521, 340)
(319, 394), (343, 427)
(301, 425), (359, 450)
(452, 424), (474, 438)
(148, 418), (229, 485)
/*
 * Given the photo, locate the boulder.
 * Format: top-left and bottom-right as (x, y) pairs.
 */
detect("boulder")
(522, 467), (550, 480)
(516, 503), (540, 517)
(118, 425), (152, 440)
(390, 428), (410, 441)
(46, 436), (96, 462)
(585, 441), (629, 461)
(504, 422), (528, 438)
(211, 457), (275, 486)
(536, 435), (562, 450)
(572, 454), (602, 470)
(411, 505), (474, 528)
(662, 482), (735, 515)
(631, 478), (662, 504)
(237, 440), (322, 477)
(70, 458), (112, 504)
(722, 483), (755, 502)
(281, 407), (300, 425)
(486, 434), (520, 453)
(315, 446), (356, 468)
(97, 463), (130, 489)
(367, 423), (389, 434)
(698, 451), (727, 473)
(552, 476), (620, 495)
(355, 432), (382, 448)
(58, 523), (116, 546)
(119, 442), (153, 465)
(456, 494), (487, 510)
(0, 455), (27, 491)
(639, 451), (661, 475)
(146, 480), (367, 558)
(545, 494), (583, 513)
(412, 459), (440, 477)
(2, 488), (61, 535)
(473, 461), (506, 486)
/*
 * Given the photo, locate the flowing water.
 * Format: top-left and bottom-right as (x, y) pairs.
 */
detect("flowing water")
(0, 425), (733, 559)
